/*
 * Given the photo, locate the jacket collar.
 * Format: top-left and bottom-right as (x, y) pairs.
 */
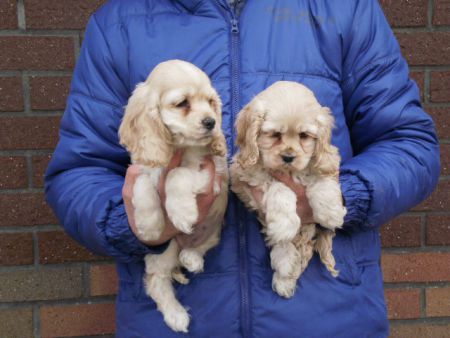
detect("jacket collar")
(175, 0), (230, 13)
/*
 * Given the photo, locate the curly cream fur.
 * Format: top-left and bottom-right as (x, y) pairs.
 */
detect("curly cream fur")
(231, 81), (346, 298)
(119, 60), (228, 332)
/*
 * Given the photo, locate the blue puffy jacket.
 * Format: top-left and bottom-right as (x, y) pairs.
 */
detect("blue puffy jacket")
(45, 1), (440, 337)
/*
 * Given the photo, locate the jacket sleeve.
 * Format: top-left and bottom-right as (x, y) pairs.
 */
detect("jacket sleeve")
(44, 14), (168, 262)
(338, 0), (440, 229)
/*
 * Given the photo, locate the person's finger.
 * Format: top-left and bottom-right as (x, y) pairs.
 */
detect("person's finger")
(123, 165), (142, 198)
(269, 170), (307, 197)
(166, 149), (184, 171)
(158, 149), (184, 197)
(249, 185), (264, 209)
(200, 155), (216, 172)
(269, 170), (293, 187)
(201, 156), (217, 195)
(214, 175), (223, 196)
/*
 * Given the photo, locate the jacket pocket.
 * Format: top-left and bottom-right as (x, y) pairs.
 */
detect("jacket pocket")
(329, 229), (362, 286)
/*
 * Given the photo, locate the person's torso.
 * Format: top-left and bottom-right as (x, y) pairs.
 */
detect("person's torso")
(96, 1), (388, 336)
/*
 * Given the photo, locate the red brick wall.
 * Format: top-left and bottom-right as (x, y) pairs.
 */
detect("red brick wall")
(0, 1), (448, 337)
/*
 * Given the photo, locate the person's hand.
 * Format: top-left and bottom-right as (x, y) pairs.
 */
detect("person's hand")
(174, 156), (221, 248)
(123, 162), (180, 246)
(249, 171), (314, 224)
(123, 150), (219, 246)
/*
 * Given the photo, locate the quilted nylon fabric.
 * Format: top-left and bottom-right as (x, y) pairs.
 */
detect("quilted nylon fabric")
(45, 1), (440, 337)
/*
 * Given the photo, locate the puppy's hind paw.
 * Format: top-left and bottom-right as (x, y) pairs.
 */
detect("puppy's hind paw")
(272, 273), (297, 299)
(164, 305), (190, 333)
(179, 249), (204, 273)
(172, 269), (190, 285)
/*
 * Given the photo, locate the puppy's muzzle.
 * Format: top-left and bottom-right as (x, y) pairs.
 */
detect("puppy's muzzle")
(281, 155), (296, 164)
(201, 117), (216, 131)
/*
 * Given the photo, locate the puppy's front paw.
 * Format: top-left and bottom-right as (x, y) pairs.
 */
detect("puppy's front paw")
(135, 210), (165, 241)
(272, 273), (297, 298)
(169, 214), (195, 235)
(164, 304), (190, 333)
(179, 249), (204, 273)
(314, 206), (346, 231)
(166, 199), (197, 234)
(266, 213), (300, 244)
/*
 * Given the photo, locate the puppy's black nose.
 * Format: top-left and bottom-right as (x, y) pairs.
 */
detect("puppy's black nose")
(281, 155), (296, 164)
(202, 117), (216, 131)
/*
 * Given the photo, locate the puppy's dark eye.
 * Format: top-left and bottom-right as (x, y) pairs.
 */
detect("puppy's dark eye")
(208, 98), (215, 106)
(272, 132), (282, 139)
(176, 99), (189, 108)
(299, 132), (310, 139)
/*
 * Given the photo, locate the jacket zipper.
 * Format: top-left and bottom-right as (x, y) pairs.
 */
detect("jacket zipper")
(216, 1), (251, 337)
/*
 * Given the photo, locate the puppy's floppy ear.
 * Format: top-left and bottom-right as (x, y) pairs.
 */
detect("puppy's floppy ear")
(208, 91), (227, 157)
(235, 99), (265, 168)
(310, 107), (340, 176)
(209, 90), (222, 118)
(119, 82), (173, 167)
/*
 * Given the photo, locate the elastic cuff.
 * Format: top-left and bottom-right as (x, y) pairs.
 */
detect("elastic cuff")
(104, 202), (169, 260)
(339, 172), (371, 229)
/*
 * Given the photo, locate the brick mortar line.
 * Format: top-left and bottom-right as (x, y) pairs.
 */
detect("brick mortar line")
(0, 260), (114, 272)
(0, 260), (115, 270)
(393, 26), (450, 32)
(410, 65), (450, 71)
(0, 187), (44, 194)
(33, 304), (41, 338)
(17, 0), (26, 30)
(420, 287), (426, 318)
(399, 211), (450, 216)
(22, 72), (31, 114)
(389, 317), (450, 324)
(424, 68), (430, 104)
(0, 70), (73, 76)
(382, 247), (450, 253)
(428, 0), (433, 29)
(0, 297), (116, 310)
(24, 70), (73, 78)
(0, 111), (64, 117)
(429, 103), (450, 107)
(0, 262), (96, 272)
(425, 102), (450, 107)
(400, 211), (429, 217)
(384, 282), (450, 288)
(0, 30), (83, 37)
(0, 149), (54, 156)
(33, 231), (39, 267)
(0, 225), (61, 233)
(0, 70), (21, 76)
